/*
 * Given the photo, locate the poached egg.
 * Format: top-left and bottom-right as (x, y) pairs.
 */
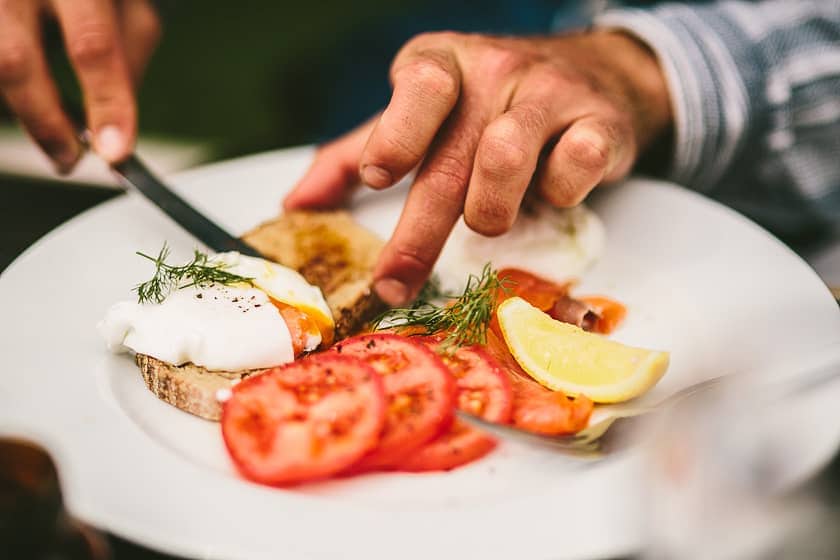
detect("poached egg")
(98, 252), (334, 371)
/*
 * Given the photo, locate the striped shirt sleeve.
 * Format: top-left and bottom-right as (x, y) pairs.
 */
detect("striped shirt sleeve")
(594, 1), (840, 240)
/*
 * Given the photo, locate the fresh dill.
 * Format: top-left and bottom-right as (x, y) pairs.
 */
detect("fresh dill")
(373, 264), (511, 349)
(414, 274), (448, 305)
(134, 244), (254, 304)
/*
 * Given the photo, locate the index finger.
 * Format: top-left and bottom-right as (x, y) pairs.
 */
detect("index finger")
(359, 34), (461, 189)
(52, 0), (135, 162)
(372, 103), (486, 305)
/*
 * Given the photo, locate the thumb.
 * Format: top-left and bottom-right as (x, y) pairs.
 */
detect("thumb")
(284, 115), (378, 210)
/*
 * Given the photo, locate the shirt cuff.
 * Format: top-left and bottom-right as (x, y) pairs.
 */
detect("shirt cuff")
(595, 5), (766, 190)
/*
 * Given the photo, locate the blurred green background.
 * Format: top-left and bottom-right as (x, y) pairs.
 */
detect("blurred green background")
(0, 0), (566, 270)
(40, 0), (405, 157)
(12, 0), (566, 158)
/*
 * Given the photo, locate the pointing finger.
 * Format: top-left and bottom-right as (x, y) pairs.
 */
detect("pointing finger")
(359, 45), (461, 189)
(373, 101), (488, 305)
(284, 115), (378, 210)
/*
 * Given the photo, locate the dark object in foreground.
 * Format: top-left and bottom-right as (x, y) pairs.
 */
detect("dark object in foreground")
(0, 438), (187, 560)
(0, 439), (108, 559)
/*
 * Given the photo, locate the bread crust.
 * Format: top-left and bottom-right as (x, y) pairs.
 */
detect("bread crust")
(135, 210), (385, 421)
(136, 354), (260, 421)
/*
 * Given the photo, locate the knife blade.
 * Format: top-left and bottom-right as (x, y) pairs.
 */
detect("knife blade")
(112, 155), (263, 257)
(63, 98), (261, 257)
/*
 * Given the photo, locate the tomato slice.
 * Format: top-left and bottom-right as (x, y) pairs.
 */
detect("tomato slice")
(485, 330), (593, 434)
(221, 354), (385, 485)
(332, 334), (456, 470)
(399, 339), (513, 471)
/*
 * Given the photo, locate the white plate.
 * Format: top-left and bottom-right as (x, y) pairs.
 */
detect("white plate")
(1, 146), (839, 560)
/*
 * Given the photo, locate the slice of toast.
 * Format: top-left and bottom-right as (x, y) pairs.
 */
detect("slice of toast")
(136, 210), (385, 421)
(136, 354), (261, 421)
(241, 210), (385, 339)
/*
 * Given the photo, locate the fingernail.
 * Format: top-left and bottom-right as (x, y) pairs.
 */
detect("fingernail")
(95, 125), (126, 162)
(375, 278), (410, 306)
(361, 165), (392, 188)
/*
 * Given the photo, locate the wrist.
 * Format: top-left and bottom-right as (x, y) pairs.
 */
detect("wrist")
(588, 30), (673, 156)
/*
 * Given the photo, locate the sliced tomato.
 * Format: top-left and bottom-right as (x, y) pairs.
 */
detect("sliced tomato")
(579, 295), (626, 334)
(332, 334), (456, 471)
(221, 354), (385, 485)
(399, 421), (496, 472)
(485, 330), (593, 435)
(399, 339), (513, 471)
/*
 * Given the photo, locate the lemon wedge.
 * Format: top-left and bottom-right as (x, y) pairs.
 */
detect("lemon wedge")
(497, 296), (669, 403)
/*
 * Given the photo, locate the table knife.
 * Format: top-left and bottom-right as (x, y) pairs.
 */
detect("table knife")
(64, 99), (262, 257)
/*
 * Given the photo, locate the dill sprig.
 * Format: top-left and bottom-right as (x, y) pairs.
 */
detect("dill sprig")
(134, 244), (254, 304)
(373, 264), (511, 349)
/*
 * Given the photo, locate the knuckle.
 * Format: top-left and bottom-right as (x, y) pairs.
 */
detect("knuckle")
(477, 129), (529, 178)
(596, 103), (623, 124)
(373, 132), (423, 165)
(506, 103), (551, 135)
(135, 5), (163, 46)
(423, 153), (471, 199)
(86, 89), (136, 121)
(403, 58), (458, 98)
(563, 129), (610, 172)
(542, 178), (587, 208)
(477, 45), (524, 78)
(0, 42), (31, 85)
(390, 243), (435, 275)
(68, 24), (117, 67)
(465, 200), (515, 237)
(539, 66), (575, 94)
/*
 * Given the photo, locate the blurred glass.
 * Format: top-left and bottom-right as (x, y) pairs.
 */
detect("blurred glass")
(641, 349), (840, 559)
(0, 439), (109, 560)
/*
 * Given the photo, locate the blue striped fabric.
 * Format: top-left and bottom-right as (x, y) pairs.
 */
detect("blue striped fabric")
(595, 0), (840, 239)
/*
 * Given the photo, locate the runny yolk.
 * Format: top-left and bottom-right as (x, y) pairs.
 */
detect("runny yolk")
(270, 300), (323, 356)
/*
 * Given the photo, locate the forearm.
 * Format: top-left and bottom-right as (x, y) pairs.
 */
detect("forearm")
(595, 0), (840, 237)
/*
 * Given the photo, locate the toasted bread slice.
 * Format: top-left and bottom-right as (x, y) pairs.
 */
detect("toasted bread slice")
(136, 354), (261, 420)
(242, 210), (385, 339)
(136, 210), (385, 421)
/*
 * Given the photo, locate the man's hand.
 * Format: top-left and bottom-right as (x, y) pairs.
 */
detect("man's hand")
(0, 0), (160, 173)
(285, 30), (671, 305)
